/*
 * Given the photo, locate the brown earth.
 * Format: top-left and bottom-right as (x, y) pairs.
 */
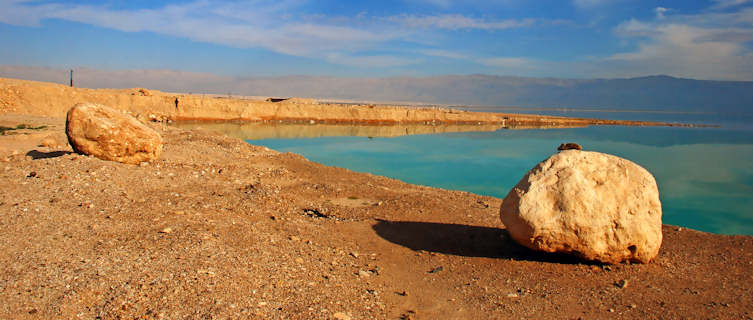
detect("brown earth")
(1, 80), (752, 319)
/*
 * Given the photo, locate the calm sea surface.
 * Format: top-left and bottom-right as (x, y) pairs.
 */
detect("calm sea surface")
(182, 111), (753, 235)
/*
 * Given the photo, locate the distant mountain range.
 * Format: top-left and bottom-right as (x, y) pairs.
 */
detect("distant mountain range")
(2, 65), (752, 113)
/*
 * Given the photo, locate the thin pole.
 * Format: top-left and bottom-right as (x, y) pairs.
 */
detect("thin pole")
(70, 69), (73, 87)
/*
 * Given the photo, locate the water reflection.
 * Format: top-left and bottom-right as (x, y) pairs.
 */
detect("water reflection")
(173, 121), (508, 139)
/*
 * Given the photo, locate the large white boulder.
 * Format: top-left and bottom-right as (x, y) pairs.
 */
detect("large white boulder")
(500, 150), (662, 264)
(66, 103), (163, 164)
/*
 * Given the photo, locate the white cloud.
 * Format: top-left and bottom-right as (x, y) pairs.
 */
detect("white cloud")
(386, 14), (536, 30)
(606, 8), (753, 80)
(417, 49), (468, 59)
(0, 0), (548, 68)
(325, 53), (422, 68)
(405, 0), (520, 9)
(0, 0), (395, 63)
(0, 0), (62, 26)
(711, 0), (753, 10)
(478, 57), (535, 69)
(655, 7), (668, 19)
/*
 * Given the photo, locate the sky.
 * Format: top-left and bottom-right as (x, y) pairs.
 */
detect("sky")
(0, 0), (752, 80)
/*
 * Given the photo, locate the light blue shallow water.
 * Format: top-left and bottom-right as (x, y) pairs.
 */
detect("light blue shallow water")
(245, 112), (753, 235)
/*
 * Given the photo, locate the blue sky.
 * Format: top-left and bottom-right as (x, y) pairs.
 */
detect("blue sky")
(1, 0), (752, 80)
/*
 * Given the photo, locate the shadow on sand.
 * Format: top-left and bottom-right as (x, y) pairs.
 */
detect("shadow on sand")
(26, 150), (72, 159)
(372, 219), (595, 265)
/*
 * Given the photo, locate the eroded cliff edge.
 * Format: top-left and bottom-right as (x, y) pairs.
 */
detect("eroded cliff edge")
(0, 77), (696, 128)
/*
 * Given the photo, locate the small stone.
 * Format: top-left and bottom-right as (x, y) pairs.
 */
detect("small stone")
(506, 293), (519, 298)
(295, 257), (304, 264)
(333, 312), (351, 320)
(358, 270), (370, 278)
(160, 227), (173, 234)
(608, 308), (614, 313)
(428, 266), (443, 273)
(615, 279), (629, 289)
(289, 236), (300, 241)
(629, 304), (637, 309)
(350, 252), (359, 258)
(557, 142), (582, 151)
(27, 171), (37, 178)
(40, 136), (59, 148)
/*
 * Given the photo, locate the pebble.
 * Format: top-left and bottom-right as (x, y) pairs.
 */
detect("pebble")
(358, 270), (370, 278)
(427, 266), (443, 274)
(160, 227), (173, 234)
(333, 312), (351, 320)
(506, 293), (519, 298)
(615, 279), (629, 289)
(295, 257), (304, 264)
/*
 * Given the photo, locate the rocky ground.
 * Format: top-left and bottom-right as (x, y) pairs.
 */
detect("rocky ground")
(1, 114), (752, 319)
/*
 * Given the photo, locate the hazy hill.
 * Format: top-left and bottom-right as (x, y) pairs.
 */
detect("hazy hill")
(2, 66), (752, 113)
(233, 75), (753, 113)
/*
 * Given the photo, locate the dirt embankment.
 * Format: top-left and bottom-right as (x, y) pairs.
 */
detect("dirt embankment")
(1, 77), (696, 128)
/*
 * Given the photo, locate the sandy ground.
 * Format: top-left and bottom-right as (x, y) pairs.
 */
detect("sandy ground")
(1, 114), (753, 319)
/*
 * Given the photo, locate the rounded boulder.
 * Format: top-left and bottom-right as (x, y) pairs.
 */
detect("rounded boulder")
(500, 150), (662, 264)
(66, 103), (163, 164)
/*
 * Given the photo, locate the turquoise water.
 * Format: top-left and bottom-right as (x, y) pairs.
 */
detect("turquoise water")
(240, 112), (753, 235)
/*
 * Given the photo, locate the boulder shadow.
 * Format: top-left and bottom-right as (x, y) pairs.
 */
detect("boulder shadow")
(26, 150), (72, 159)
(372, 219), (594, 264)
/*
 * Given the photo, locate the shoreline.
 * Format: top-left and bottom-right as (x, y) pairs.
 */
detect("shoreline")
(1, 80), (751, 318)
